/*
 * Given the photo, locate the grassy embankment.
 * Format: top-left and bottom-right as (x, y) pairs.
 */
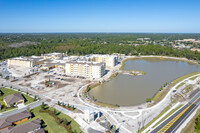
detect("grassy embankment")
(190, 76), (199, 80)
(152, 71), (200, 104)
(0, 87), (35, 112)
(83, 82), (101, 96)
(176, 82), (185, 89)
(83, 82), (119, 108)
(108, 72), (118, 80)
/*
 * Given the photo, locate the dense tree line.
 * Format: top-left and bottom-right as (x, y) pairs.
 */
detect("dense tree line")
(0, 33), (200, 60)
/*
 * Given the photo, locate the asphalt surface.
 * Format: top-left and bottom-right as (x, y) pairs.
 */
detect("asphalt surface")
(151, 90), (200, 133)
(0, 100), (43, 119)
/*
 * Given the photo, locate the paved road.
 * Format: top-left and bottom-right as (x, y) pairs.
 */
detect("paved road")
(151, 90), (200, 133)
(0, 100), (43, 119)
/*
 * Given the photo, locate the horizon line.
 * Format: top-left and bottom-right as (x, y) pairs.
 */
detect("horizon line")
(0, 32), (200, 34)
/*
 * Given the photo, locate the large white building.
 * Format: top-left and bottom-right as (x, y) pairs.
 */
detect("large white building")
(65, 61), (105, 79)
(8, 56), (45, 67)
(87, 54), (118, 67)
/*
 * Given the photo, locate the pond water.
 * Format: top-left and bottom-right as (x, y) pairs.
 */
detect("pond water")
(89, 58), (200, 106)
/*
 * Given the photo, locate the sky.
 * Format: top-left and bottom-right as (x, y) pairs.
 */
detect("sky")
(0, 0), (200, 33)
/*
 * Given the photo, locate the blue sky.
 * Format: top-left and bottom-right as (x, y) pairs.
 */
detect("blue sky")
(0, 0), (200, 33)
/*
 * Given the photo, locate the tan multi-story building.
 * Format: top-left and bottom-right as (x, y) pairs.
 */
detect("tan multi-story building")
(87, 54), (118, 67)
(65, 61), (105, 79)
(8, 56), (45, 67)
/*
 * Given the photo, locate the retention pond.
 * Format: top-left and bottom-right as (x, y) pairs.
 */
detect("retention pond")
(89, 58), (200, 106)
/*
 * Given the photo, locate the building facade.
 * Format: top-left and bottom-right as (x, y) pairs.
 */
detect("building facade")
(88, 54), (118, 67)
(8, 56), (45, 67)
(65, 61), (105, 79)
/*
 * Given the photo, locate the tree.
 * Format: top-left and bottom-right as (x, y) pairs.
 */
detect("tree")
(62, 102), (65, 106)
(41, 102), (45, 110)
(34, 95), (37, 101)
(53, 109), (57, 115)
(63, 118), (68, 125)
(159, 86), (163, 91)
(195, 115), (200, 132)
(58, 101), (60, 105)
(146, 98), (151, 103)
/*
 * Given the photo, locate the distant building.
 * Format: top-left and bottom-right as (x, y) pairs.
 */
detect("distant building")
(137, 38), (151, 41)
(87, 54), (118, 67)
(0, 110), (31, 130)
(3, 93), (24, 107)
(65, 61), (105, 79)
(41, 59), (66, 71)
(8, 56), (45, 67)
(41, 52), (64, 59)
(191, 48), (200, 52)
(1, 118), (44, 133)
(183, 39), (196, 42)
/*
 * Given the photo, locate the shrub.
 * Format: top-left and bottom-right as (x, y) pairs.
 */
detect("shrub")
(146, 98), (151, 103)
(159, 86), (163, 91)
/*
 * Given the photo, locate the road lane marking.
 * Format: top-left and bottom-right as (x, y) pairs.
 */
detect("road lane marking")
(157, 96), (200, 133)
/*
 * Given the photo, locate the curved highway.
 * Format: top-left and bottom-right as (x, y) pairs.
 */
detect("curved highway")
(151, 90), (200, 133)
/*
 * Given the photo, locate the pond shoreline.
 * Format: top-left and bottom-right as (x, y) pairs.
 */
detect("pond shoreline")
(82, 55), (200, 108)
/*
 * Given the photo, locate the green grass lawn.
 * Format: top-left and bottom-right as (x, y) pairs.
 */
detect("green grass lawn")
(22, 106), (82, 133)
(189, 76), (199, 80)
(0, 88), (35, 112)
(176, 82), (185, 89)
(23, 94), (35, 105)
(48, 107), (82, 133)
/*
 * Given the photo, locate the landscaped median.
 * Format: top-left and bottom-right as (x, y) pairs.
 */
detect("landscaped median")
(0, 87), (36, 113)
